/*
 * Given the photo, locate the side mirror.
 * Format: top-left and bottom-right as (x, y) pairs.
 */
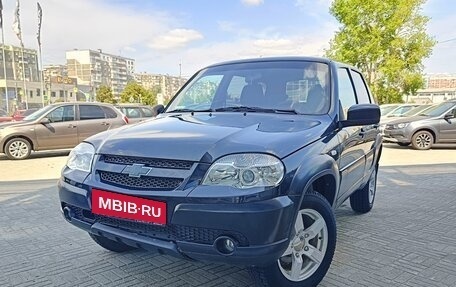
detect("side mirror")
(40, 117), (50, 124)
(340, 104), (380, 128)
(152, 104), (165, 116)
(444, 113), (454, 120)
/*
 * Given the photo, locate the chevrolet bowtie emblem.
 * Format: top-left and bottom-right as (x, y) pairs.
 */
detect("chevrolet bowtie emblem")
(122, 164), (152, 178)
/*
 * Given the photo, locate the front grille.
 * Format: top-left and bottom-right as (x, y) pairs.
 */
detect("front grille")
(99, 171), (183, 190)
(67, 205), (249, 246)
(101, 154), (194, 170)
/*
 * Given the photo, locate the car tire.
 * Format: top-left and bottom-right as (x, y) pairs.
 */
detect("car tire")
(397, 142), (410, 147)
(5, 138), (32, 160)
(411, 130), (433, 150)
(89, 233), (137, 253)
(350, 166), (378, 213)
(249, 191), (336, 287)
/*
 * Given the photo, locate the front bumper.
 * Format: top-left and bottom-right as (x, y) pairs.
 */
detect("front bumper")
(58, 179), (295, 266)
(382, 128), (411, 143)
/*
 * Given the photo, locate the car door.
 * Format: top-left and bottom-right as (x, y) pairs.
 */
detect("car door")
(439, 107), (456, 142)
(34, 104), (78, 149)
(76, 104), (113, 142)
(336, 68), (366, 200)
(350, 69), (379, 174)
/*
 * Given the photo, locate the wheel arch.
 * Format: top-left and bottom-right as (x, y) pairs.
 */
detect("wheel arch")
(3, 135), (35, 152)
(412, 128), (437, 143)
(288, 155), (340, 208)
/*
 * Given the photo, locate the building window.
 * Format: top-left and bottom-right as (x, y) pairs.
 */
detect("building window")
(30, 91), (33, 98)
(51, 91), (56, 98)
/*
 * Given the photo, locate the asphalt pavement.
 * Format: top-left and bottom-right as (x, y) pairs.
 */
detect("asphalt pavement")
(1, 145), (456, 286)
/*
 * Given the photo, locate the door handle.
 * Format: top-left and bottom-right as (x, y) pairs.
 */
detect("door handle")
(101, 122), (110, 126)
(68, 124), (77, 128)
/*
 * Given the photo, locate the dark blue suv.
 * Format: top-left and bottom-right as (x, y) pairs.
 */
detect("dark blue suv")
(59, 57), (382, 287)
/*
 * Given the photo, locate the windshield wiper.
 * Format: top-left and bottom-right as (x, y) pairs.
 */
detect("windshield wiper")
(214, 106), (298, 114)
(167, 108), (214, 113)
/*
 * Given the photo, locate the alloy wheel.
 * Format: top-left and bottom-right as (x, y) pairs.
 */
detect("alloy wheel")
(278, 209), (328, 282)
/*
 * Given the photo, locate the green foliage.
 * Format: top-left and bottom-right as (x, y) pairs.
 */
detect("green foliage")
(326, 0), (436, 104)
(96, 85), (116, 104)
(120, 81), (157, 106)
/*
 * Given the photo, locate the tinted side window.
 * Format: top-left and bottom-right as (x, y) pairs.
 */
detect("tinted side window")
(47, 105), (75, 123)
(337, 68), (357, 117)
(351, 71), (371, 104)
(101, 106), (117, 119)
(141, 107), (154, 117)
(79, 105), (105, 120)
(125, 107), (141, 118)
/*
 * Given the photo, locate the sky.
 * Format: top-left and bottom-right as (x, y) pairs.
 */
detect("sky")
(1, 0), (455, 77)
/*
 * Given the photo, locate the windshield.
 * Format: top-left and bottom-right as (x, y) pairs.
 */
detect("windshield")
(23, 106), (54, 121)
(166, 61), (330, 115)
(380, 105), (399, 116)
(400, 105), (432, 117)
(419, 102), (455, 117)
(386, 105), (417, 117)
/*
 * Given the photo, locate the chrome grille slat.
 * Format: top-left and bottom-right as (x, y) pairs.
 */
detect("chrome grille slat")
(101, 154), (194, 170)
(99, 171), (183, 190)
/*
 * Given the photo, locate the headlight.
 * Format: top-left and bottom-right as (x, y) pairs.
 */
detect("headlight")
(66, 142), (95, 172)
(202, 153), (284, 189)
(394, 123), (409, 129)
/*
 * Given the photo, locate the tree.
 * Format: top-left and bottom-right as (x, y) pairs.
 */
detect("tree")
(96, 85), (116, 104)
(120, 81), (157, 106)
(326, 0), (436, 104)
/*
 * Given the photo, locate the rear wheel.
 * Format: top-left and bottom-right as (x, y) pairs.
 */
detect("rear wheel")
(411, 130), (433, 150)
(89, 233), (137, 253)
(5, 138), (31, 160)
(250, 192), (336, 287)
(350, 166), (378, 213)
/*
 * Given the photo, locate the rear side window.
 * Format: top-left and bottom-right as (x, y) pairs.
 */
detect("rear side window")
(125, 107), (142, 118)
(101, 106), (118, 118)
(337, 68), (357, 117)
(351, 71), (371, 104)
(79, 105), (105, 120)
(141, 107), (154, 117)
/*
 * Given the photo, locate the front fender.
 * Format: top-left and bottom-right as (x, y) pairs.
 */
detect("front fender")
(288, 154), (340, 205)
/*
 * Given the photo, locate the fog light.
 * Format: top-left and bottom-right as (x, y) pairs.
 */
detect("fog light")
(215, 236), (237, 255)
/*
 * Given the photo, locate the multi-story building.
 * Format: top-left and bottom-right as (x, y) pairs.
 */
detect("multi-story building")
(135, 73), (186, 104)
(0, 45), (43, 112)
(66, 49), (135, 99)
(409, 74), (456, 104)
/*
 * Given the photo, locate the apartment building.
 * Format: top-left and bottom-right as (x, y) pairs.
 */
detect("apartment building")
(66, 49), (135, 97)
(0, 45), (43, 112)
(135, 73), (186, 103)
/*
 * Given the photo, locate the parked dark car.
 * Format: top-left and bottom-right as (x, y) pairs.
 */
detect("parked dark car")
(0, 102), (128, 160)
(58, 57), (382, 287)
(383, 100), (456, 149)
(115, 104), (155, 124)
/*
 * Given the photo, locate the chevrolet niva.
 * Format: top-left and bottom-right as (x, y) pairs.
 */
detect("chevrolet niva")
(59, 57), (382, 287)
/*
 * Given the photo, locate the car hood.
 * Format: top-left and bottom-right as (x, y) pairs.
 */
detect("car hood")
(89, 112), (331, 162)
(0, 120), (35, 129)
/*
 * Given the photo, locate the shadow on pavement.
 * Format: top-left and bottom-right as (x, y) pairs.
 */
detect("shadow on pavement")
(0, 150), (71, 161)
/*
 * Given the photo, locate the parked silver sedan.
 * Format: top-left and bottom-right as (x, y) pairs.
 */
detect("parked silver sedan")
(383, 101), (456, 149)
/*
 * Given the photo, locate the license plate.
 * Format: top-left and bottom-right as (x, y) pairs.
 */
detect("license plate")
(91, 189), (167, 225)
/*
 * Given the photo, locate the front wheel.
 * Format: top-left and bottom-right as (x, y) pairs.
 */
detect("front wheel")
(250, 192), (336, 287)
(5, 138), (32, 160)
(411, 130), (433, 150)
